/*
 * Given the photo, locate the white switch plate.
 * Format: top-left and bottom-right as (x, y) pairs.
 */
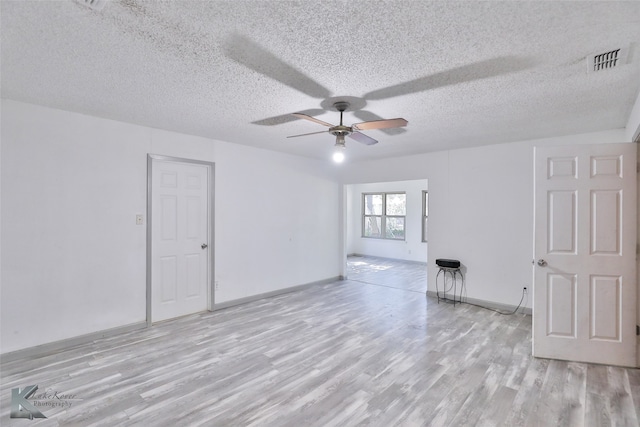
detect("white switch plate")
(136, 214), (144, 225)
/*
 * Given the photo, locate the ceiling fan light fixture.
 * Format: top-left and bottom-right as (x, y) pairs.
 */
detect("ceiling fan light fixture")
(333, 136), (346, 163)
(332, 150), (345, 163)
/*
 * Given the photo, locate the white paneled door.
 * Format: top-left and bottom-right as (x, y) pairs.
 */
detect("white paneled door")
(151, 159), (210, 322)
(533, 143), (637, 367)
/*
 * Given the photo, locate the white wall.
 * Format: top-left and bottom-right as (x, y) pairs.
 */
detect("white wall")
(625, 87), (640, 142)
(346, 180), (428, 263)
(339, 128), (630, 312)
(213, 141), (342, 302)
(0, 100), (342, 353)
(1, 101), (149, 353)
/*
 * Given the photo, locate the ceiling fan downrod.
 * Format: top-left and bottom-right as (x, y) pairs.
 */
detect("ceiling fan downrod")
(335, 101), (349, 125)
(331, 101), (351, 146)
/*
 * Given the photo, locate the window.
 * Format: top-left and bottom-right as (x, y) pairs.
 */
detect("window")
(362, 192), (406, 240)
(422, 191), (428, 242)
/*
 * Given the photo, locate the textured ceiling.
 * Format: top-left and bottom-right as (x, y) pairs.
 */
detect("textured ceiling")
(2, 0), (640, 162)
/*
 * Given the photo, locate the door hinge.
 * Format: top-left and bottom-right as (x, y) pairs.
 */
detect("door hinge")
(637, 325), (640, 336)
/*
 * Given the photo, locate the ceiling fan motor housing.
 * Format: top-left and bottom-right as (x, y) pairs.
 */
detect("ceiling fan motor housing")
(333, 101), (350, 112)
(330, 126), (352, 136)
(331, 101), (353, 142)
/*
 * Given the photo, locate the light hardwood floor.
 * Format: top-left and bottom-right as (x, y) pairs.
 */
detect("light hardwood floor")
(347, 255), (427, 293)
(1, 257), (639, 426)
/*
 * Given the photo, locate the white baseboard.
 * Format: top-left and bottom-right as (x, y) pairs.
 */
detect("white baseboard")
(213, 276), (342, 311)
(1, 321), (148, 363)
(2, 277), (345, 362)
(426, 290), (532, 315)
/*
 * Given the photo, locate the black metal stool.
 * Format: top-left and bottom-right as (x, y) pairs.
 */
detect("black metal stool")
(434, 259), (463, 305)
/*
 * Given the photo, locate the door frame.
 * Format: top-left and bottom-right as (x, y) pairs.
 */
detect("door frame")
(146, 154), (215, 326)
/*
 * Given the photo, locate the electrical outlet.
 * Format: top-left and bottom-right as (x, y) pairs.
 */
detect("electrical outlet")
(135, 214), (144, 225)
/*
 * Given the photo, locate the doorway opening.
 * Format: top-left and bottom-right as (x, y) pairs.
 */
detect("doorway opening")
(344, 179), (428, 293)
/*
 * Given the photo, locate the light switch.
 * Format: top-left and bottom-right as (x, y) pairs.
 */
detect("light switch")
(136, 214), (144, 225)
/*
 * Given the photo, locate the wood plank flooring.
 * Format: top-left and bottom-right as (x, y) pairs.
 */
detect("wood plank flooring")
(347, 255), (427, 293)
(1, 257), (639, 426)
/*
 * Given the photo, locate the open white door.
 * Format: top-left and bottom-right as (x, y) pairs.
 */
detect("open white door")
(533, 143), (637, 367)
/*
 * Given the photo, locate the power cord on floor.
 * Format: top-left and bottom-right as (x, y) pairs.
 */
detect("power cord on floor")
(460, 282), (528, 315)
(463, 289), (526, 315)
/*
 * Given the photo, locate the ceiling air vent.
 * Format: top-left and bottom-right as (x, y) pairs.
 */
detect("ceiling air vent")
(593, 49), (620, 70)
(75, 0), (108, 11)
(587, 47), (628, 73)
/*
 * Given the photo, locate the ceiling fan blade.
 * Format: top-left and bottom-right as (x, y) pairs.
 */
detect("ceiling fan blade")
(252, 109), (325, 126)
(353, 110), (407, 135)
(223, 34), (332, 99)
(348, 132), (378, 145)
(363, 56), (534, 100)
(292, 113), (335, 128)
(352, 118), (408, 131)
(286, 130), (330, 139)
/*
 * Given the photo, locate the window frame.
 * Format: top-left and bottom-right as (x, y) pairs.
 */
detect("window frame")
(362, 192), (406, 241)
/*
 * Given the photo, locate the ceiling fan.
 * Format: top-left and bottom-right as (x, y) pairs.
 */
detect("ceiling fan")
(287, 101), (408, 162)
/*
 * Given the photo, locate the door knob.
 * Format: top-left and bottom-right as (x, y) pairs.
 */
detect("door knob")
(537, 259), (547, 267)
(201, 243), (208, 249)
